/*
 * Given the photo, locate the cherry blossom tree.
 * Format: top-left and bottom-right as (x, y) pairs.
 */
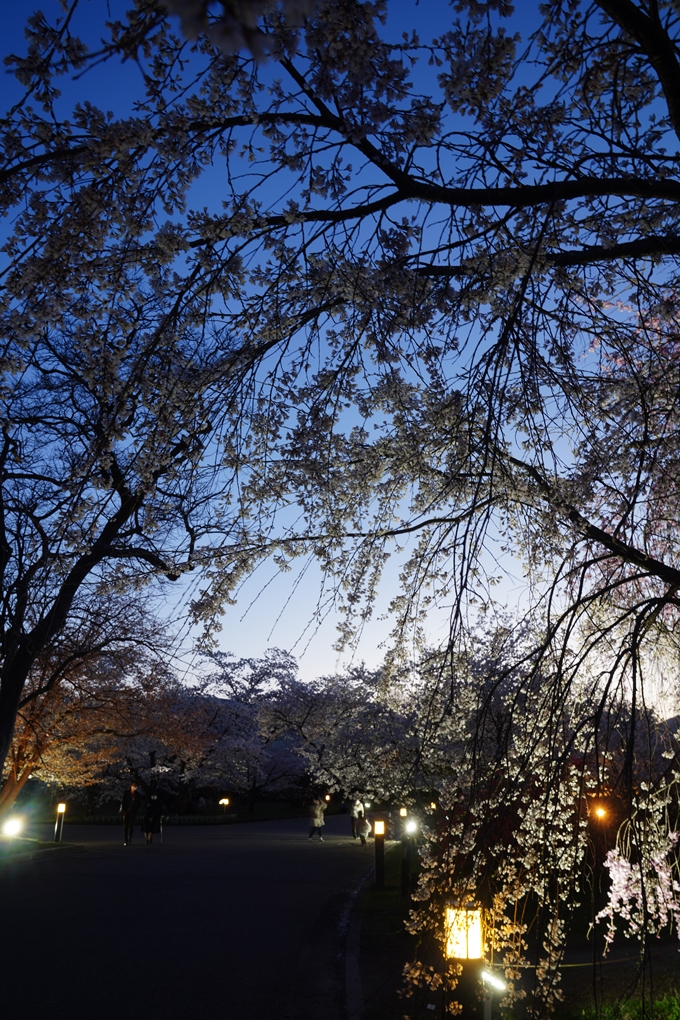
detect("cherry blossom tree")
(6, 1), (680, 1008)
(0, 599), (180, 812)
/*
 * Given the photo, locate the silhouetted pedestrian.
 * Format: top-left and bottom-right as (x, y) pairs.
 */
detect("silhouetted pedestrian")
(142, 794), (163, 845)
(121, 782), (141, 845)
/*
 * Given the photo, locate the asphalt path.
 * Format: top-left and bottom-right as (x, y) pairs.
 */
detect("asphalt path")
(0, 815), (376, 1020)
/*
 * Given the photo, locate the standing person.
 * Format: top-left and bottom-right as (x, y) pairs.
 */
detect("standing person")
(308, 796), (327, 841)
(121, 781), (141, 846)
(350, 797), (364, 839)
(141, 793), (163, 845)
(356, 813), (371, 846)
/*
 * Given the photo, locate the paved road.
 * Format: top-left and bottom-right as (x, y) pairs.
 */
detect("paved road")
(0, 815), (376, 1020)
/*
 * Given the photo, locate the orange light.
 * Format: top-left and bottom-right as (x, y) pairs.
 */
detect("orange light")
(374, 820), (385, 836)
(325, 795), (331, 801)
(219, 798), (230, 806)
(595, 806), (606, 819)
(57, 803), (66, 814)
(445, 906), (483, 959)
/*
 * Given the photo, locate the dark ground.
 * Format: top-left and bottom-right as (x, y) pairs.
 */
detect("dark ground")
(0, 814), (376, 1020)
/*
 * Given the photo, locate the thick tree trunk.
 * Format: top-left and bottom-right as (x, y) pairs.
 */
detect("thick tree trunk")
(0, 762), (35, 813)
(0, 651), (34, 795)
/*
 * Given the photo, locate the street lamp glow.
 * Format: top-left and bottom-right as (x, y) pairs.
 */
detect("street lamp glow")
(594, 805), (606, 819)
(445, 905), (483, 959)
(2, 817), (22, 837)
(374, 819), (385, 836)
(399, 807), (408, 817)
(482, 970), (506, 993)
(324, 794), (331, 802)
(405, 819), (417, 834)
(218, 798), (230, 806)
(57, 803), (66, 813)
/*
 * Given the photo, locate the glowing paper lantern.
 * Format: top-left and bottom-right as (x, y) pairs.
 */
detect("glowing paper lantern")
(445, 905), (483, 959)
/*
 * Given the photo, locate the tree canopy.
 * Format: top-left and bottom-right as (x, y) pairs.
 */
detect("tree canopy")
(4, 1), (680, 1006)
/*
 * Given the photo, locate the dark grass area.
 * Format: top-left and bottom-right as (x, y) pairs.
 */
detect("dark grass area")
(359, 842), (443, 1020)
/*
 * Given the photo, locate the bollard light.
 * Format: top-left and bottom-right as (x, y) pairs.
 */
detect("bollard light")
(54, 802), (66, 843)
(445, 904), (484, 959)
(374, 818), (386, 888)
(402, 818), (418, 897)
(2, 817), (22, 837)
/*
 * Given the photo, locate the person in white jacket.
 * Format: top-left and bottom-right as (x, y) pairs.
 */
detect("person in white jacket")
(355, 814), (371, 845)
(350, 798), (364, 838)
(308, 797), (327, 841)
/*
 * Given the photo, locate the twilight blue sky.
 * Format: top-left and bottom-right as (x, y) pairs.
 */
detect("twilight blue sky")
(1, 1), (534, 682)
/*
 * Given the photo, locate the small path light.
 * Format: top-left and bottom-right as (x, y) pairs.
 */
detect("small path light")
(54, 803), (66, 843)
(482, 970), (506, 993)
(373, 818), (386, 889)
(2, 817), (22, 837)
(482, 970), (507, 1020)
(402, 818), (418, 897)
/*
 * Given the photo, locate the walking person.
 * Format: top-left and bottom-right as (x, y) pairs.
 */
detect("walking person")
(121, 781), (141, 845)
(308, 796), (327, 841)
(141, 793), (163, 845)
(356, 813), (371, 846)
(350, 797), (364, 839)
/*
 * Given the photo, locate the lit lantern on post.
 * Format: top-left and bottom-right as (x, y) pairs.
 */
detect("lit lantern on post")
(219, 798), (230, 815)
(444, 904), (485, 1019)
(399, 807), (408, 818)
(54, 802), (66, 843)
(445, 904), (483, 960)
(373, 818), (386, 889)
